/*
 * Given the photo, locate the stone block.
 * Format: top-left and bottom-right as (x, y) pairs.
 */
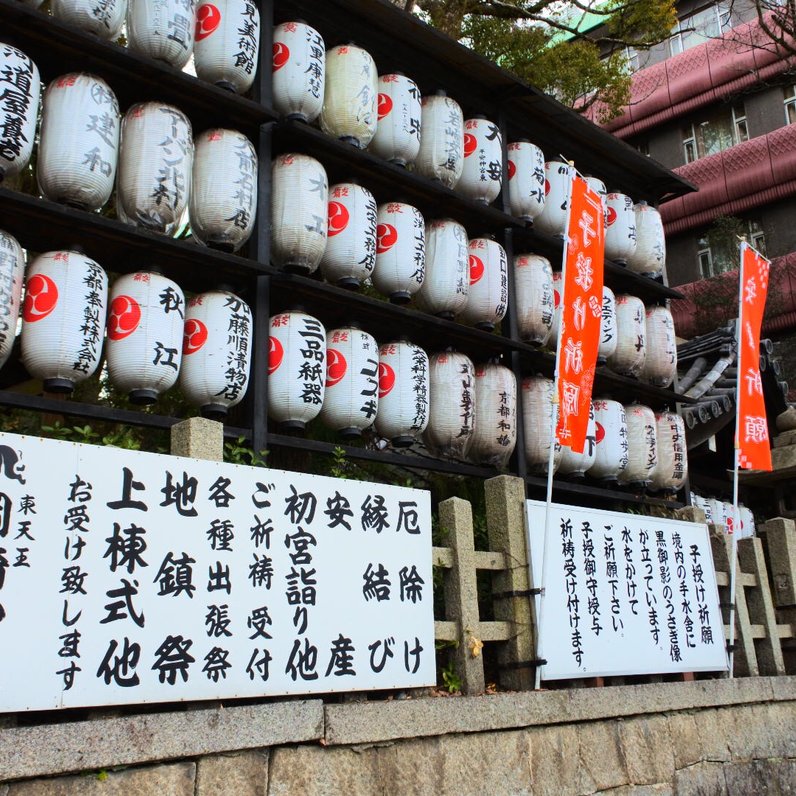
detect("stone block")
(268, 745), (381, 796)
(195, 751), (268, 796)
(598, 786), (673, 796)
(673, 762), (727, 796)
(776, 406), (796, 432)
(576, 721), (629, 791)
(772, 444), (796, 470)
(667, 713), (702, 769)
(376, 737), (445, 796)
(527, 724), (595, 796)
(691, 709), (732, 763)
(618, 716), (675, 786)
(677, 506), (706, 525)
(170, 417), (224, 461)
(722, 760), (781, 795)
(772, 758), (796, 793)
(773, 428), (796, 447)
(759, 517), (796, 607)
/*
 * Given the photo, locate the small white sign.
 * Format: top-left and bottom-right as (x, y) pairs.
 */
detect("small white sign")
(527, 500), (729, 680)
(0, 433), (434, 711)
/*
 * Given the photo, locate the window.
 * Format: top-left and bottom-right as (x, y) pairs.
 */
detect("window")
(697, 218), (766, 278)
(732, 103), (749, 143)
(681, 103), (748, 163)
(635, 140), (650, 157)
(683, 124), (697, 163)
(624, 46), (640, 73)
(785, 85), (796, 125)
(749, 219), (766, 256)
(669, 3), (731, 56)
(698, 237), (715, 278)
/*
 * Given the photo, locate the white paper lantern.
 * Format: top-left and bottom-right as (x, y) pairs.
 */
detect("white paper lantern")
(417, 218), (469, 319)
(319, 326), (379, 437)
(558, 401), (597, 478)
(740, 505), (755, 539)
(506, 140), (545, 222)
(521, 376), (563, 475)
(193, 0), (260, 94)
(272, 21), (325, 122)
(650, 411), (687, 493)
(106, 271), (184, 403)
(375, 340), (429, 447)
(372, 201), (425, 303)
(514, 253), (553, 346)
(320, 44), (378, 149)
(628, 201), (665, 277)
(642, 306), (677, 388)
(117, 102), (193, 234)
(320, 182), (377, 288)
(691, 493), (713, 523)
(459, 237), (507, 332)
(587, 399), (629, 482)
(585, 176), (607, 228)
(609, 294), (646, 377)
(369, 73), (421, 167)
(620, 404), (658, 487)
(53, 0), (126, 38)
(605, 192), (637, 264)
(0, 231), (25, 371)
(549, 269), (563, 349)
(534, 161), (571, 237)
(180, 290), (252, 416)
(469, 362), (517, 467)
(416, 91), (463, 189)
(126, 0), (196, 68)
(37, 73), (119, 211)
(271, 153), (328, 274)
(598, 286), (617, 363)
(458, 116), (502, 205)
(21, 251), (108, 392)
(190, 128), (257, 252)
(424, 350), (475, 458)
(0, 44), (40, 182)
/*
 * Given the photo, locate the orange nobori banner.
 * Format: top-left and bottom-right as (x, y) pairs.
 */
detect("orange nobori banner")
(737, 242), (772, 471)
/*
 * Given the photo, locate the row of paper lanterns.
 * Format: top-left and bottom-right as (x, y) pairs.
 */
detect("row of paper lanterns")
(691, 493), (756, 538)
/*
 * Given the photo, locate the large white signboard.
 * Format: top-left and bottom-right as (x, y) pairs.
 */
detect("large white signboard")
(0, 433), (434, 711)
(527, 500), (728, 680)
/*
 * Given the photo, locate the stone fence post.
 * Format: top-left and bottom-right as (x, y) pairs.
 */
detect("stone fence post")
(171, 417), (224, 461)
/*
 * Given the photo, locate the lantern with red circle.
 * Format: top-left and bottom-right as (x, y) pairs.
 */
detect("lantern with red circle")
(272, 21), (325, 122)
(585, 175), (607, 227)
(193, 0), (259, 94)
(320, 44), (378, 149)
(319, 326), (379, 437)
(587, 399), (629, 482)
(52, 0), (126, 39)
(608, 294), (646, 377)
(458, 116), (502, 205)
(0, 231), (25, 371)
(534, 160), (572, 237)
(416, 91), (463, 189)
(190, 128), (257, 252)
(369, 73), (421, 167)
(521, 376), (563, 474)
(267, 311), (326, 430)
(424, 350), (475, 458)
(126, 0), (196, 68)
(598, 286), (617, 363)
(642, 305), (677, 388)
(469, 362), (517, 467)
(458, 237), (507, 332)
(372, 201), (425, 303)
(549, 269), (563, 350)
(628, 201), (665, 278)
(21, 251), (108, 392)
(320, 182), (377, 288)
(506, 140), (545, 222)
(417, 218), (469, 319)
(604, 192), (637, 264)
(0, 45), (39, 182)
(180, 290), (252, 416)
(558, 402), (597, 478)
(271, 153), (328, 274)
(514, 253), (553, 346)
(117, 102), (193, 234)
(650, 411), (687, 493)
(106, 271), (185, 403)
(374, 340), (429, 447)
(38, 73), (119, 211)
(620, 403), (658, 487)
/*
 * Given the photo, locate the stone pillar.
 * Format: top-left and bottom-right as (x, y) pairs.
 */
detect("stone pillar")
(759, 517), (796, 608)
(171, 417), (224, 461)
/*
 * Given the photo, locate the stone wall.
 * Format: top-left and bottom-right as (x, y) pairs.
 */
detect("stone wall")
(2, 677), (795, 795)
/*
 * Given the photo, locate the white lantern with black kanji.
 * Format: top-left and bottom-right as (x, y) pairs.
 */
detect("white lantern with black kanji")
(320, 182), (377, 288)
(319, 326), (379, 437)
(417, 218), (469, 319)
(458, 116), (502, 205)
(604, 192), (636, 264)
(372, 201), (425, 302)
(424, 350), (475, 458)
(558, 402), (597, 478)
(271, 153), (328, 274)
(21, 251), (108, 392)
(272, 21), (325, 122)
(369, 73), (421, 167)
(598, 286), (617, 363)
(126, 0), (196, 68)
(180, 290), (251, 416)
(514, 253), (553, 346)
(0, 231), (25, 370)
(193, 0), (260, 94)
(549, 269), (563, 349)
(506, 140), (545, 222)
(534, 160), (571, 237)
(587, 399), (629, 482)
(642, 305), (677, 388)
(458, 237), (508, 332)
(320, 44), (378, 149)
(469, 362), (517, 467)
(375, 339), (429, 447)
(650, 411), (687, 493)
(416, 91), (463, 189)
(106, 271), (185, 403)
(521, 376), (563, 475)
(585, 175), (607, 228)
(0, 45), (40, 182)
(608, 294), (646, 377)
(628, 201), (665, 277)
(620, 403), (658, 487)
(190, 128), (257, 252)
(117, 102), (193, 234)
(52, 0), (126, 39)
(38, 73), (119, 211)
